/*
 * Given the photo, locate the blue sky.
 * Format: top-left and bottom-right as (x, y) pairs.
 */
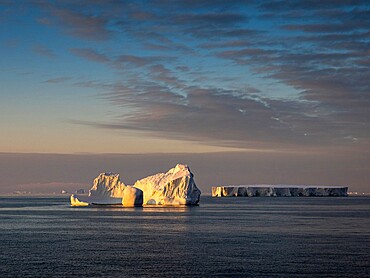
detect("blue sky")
(0, 1), (369, 192)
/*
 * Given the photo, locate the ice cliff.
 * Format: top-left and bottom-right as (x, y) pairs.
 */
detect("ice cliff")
(212, 185), (348, 197)
(70, 164), (201, 206)
(134, 164), (201, 205)
(71, 172), (126, 206)
(122, 187), (143, 207)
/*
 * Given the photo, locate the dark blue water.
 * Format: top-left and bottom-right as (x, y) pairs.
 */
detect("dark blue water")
(0, 196), (369, 277)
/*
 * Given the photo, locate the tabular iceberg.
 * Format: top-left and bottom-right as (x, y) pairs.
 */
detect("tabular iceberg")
(212, 185), (348, 197)
(70, 164), (201, 206)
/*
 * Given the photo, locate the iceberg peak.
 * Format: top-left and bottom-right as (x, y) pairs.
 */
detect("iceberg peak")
(89, 172), (126, 198)
(134, 163), (200, 205)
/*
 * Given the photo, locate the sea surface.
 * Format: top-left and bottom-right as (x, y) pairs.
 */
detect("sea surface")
(0, 196), (369, 277)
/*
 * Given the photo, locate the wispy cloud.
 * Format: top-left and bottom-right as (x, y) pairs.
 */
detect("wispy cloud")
(45, 5), (113, 41)
(44, 77), (71, 84)
(32, 44), (55, 58)
(70, 48), (110, 63)
(28, 1), (370, 150)
(115, 54), (169, 68)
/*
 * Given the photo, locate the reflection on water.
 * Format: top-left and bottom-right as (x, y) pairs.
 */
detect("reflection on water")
(0, 196), (369, 277)
(79, 205), (192, 213)
(142, 205), (191, 213)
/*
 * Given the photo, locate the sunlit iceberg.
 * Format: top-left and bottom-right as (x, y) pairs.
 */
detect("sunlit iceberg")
(122, 187), (143, 207)
(70, 164), (201, 206)
(71, 172), (125, 206)
(134, 164), (201, 205)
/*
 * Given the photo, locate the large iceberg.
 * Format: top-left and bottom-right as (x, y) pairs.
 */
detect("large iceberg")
(212, 185), (348, 197)
(134, 164), (201, 205)
(70, 164), (201, 206)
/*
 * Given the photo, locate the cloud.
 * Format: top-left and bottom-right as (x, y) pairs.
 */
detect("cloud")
(116, 55), (160, 67)
(45, 5), (112, 41)
(81, 81), (358, 150)
(173, 12), (248, 27)
(199, 40), (252, 49)
(1, 151), (369, 194)
(70, 48), (110, 63)
(26, 1), (370, 150)
(216, 48), (273, 60)
(258, 0), (365, 11)
(44, 77), (71, 84)
(210, 4), (370, 146)
(32, 44), (56, 58)
(283, 22), (370, 33)
(149, 64), (185, 88)
(184, 27), (260, 39)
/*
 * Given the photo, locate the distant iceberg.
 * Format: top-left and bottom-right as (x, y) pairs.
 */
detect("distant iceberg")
(71, 164), (201, 206)
(212, 185), (348, 197)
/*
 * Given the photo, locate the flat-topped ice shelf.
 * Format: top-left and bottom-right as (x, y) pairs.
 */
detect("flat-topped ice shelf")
(212, 185), (348, 197)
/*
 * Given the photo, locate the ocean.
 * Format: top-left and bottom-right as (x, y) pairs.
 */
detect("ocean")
(0, 196), (369, 277)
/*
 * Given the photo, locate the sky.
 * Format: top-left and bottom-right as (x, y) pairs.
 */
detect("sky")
(0, 1), (369, 193)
